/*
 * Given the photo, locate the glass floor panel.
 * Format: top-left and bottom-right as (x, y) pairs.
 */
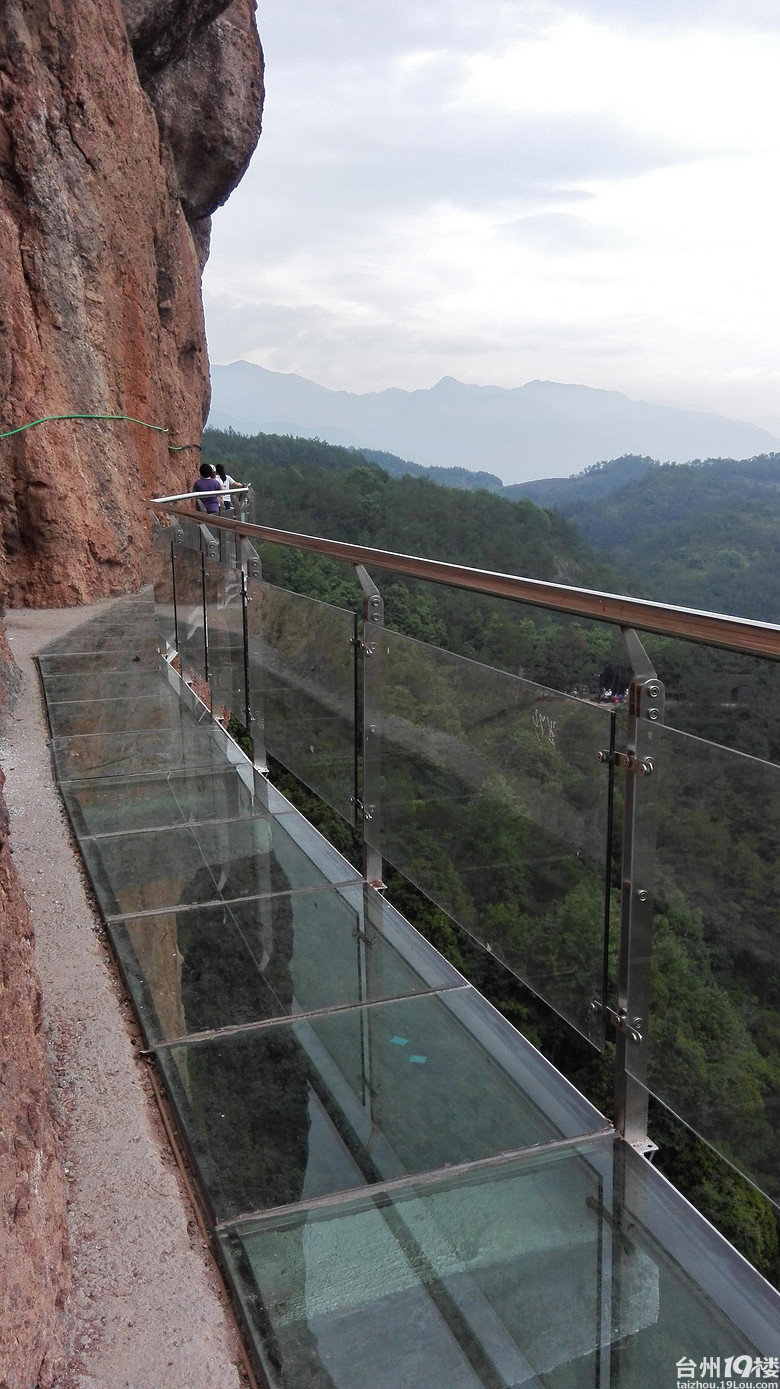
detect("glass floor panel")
(51, 725), (222, 781)
(60, 767), (260, 838)
(218, 1136), (778, 1389)
(41, 628), (156, 658)
(37, 590), (780, 1384)
(108, 883), (464, 1046)
(156, 990), (601, 1223)
(42, 667), (172, 704)
(39, 604), (156, 656)
(38, 647), (161, 674)
(46, 689), (189, 737)
(80, 813), (359, 919)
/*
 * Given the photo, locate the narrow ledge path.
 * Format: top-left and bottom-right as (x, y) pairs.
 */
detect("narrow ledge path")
(1, 605), (244, 1389)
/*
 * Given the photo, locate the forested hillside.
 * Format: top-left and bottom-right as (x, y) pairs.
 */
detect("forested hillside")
(202, 427), (780, 1282)
(514, 452), (780, 621)
(203, 426), (625, 689)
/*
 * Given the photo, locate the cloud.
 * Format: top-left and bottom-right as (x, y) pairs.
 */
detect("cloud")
(205, 0), (780, 417)
(557, 0), (780, 32)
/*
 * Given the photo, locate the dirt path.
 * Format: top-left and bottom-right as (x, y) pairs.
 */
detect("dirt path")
(1, 605), (245, 1389)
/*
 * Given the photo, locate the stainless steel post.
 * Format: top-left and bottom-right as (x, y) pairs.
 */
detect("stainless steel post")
(240, 538), (267, 774)
(354, 564), (384, 887)
(613, 627), (665, 1150)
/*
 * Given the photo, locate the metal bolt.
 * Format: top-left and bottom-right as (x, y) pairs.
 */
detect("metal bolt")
(647, 685), (659, 698)
(648, 708), (659, 721)
(637, 889), (649, 903)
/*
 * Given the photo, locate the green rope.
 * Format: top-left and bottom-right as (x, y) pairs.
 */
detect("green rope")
(0, 412), (201, 453)
(0, 412), (169, 440)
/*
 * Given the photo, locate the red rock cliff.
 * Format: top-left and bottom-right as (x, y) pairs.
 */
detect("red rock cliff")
(0, 4), (262, 1384)
(0, 0), (263, 607)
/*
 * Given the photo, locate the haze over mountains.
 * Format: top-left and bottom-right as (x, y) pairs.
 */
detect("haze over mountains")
(209, 361), (780, 484)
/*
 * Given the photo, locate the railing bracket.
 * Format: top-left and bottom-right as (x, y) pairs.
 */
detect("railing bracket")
(605, 1006), (643, 1045)
(597, 750), (654, 776)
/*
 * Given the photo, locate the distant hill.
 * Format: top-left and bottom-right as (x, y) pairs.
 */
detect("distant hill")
(515, 453), (780, 622)
(355, 448), (505, 492)
(208, 361), (780, 484)
(201, 426), (616, 594)
(203, 428), (780, 625)
(507, 454), (657, 506)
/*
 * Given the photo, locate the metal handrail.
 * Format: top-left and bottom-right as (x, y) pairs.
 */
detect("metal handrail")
(149, 494), (780, 661)
(152, 487), (249, 503)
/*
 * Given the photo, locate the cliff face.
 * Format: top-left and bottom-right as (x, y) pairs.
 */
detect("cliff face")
(0, 769), (71, 1389)
(0, 4), (262, 1383)
(0, 0), (263, 607)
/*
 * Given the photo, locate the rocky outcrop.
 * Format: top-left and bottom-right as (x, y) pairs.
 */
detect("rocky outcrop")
(0, 3), (262, 1382)
(144, 0), (264, 263)
(0, 0), (263, 608)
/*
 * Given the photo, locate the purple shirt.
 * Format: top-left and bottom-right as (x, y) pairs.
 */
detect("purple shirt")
(192, 476), (222, 514)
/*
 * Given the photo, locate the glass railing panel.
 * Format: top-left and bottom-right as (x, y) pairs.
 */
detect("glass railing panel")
(246, 578), (357, 819)
(218, 1134), (778, 1389)
(79, 812), (357, 920)
(109, 884), (464, 1047)
(173, 545), (207, 685)
(151, 522), (176, 650)
(610, 1142), (780, 1389)
(59, 767), (259, 838)
(626, 724), (780, 1207)
(156, 989), (605, 1223)
(371, 630), (613, 1044)
(203, 556), (246, 724)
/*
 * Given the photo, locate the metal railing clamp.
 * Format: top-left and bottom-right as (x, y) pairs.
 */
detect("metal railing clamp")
(605, 1005), (643, 1045)
(597, 750), (654, 775)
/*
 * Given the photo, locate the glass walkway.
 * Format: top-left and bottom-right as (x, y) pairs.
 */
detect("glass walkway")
(37, 586), (780, 1388)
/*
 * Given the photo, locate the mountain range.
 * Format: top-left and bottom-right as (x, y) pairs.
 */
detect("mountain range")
(208, 360), (780, 484)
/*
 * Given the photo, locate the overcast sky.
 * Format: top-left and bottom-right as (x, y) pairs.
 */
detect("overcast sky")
(203, 0), (780, 426)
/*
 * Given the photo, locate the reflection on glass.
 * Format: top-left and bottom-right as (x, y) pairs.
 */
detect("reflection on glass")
(51, 725), (221, 781)
(80, 812), (352, 918)
(60, 767), (258, 838)
(45, 689), (185, 737)
(174, 546), (207, 684)
(627, 725), (780, 1207)
(39, 599), (154, 658)
(158, 991), (580, 1221)
(38, 648), (160, 675)
(151, 523), (176, 650)
(204, 557), (246, 725)
(218, 1133), (771, 1389)
(373, 631), (612, 1043)
(246, 578), (356, 818)
(108, 883), (462, 1045)
(42, 668), (166, 704)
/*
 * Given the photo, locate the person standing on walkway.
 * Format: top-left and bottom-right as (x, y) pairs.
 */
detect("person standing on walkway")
(192, 462), (222, 514)
(214, 463), (244, 512)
